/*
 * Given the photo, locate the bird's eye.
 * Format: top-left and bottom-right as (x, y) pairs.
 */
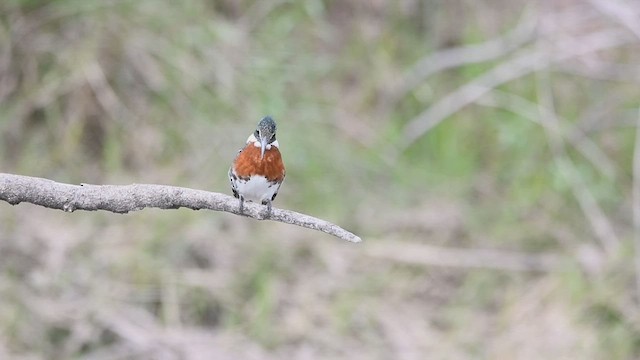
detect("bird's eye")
(254, 130), (259, 138)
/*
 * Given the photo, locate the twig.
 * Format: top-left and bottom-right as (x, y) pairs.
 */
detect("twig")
(633, 107), (640, 302)
(367, 241), (562, 272)
(588, 0), (640, 39)
(477, 89), (617, 178)
(593, 0), (640, 305)
(556, 61), (640, 83)
(535, 70), (619, 254)
(0, 173), (361, 243)
(385, 9), (537, 109)
(401, 49), (544, 147)
(400, 28), (635, 150)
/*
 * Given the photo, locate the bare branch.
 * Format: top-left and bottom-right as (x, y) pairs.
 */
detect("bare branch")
(0, 173), (362, 243)
(400, 28), (635, 150)
(588, 0), (640, 39)
(535, 71), (619, 254)
(589, 0), (640, 299)
(367, 241), (562, 272)
(385, 9), (538, 109)
(476, 89), (617, 178)
(633, 107), (640, 303)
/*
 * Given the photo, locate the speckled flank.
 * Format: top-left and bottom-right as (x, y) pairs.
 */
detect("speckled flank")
(233, 175), (281, 203)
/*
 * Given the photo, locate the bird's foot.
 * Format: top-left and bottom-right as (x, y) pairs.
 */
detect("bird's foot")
(262, 200), (272, 219)
(238, 197), (245, 214)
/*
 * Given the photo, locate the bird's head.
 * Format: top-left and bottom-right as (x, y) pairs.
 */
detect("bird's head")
(254, 116), (277, 159)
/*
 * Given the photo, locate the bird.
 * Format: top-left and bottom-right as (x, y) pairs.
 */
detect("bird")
(229, 116), (285, 217)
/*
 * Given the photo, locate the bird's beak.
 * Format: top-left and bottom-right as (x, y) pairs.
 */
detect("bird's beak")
(260, 136), (267, 159)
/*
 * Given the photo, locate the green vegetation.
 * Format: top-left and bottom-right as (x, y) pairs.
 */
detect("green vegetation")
(1, 0), (639, 358)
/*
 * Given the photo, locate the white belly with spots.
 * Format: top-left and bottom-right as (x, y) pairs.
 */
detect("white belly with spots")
(234, 175), (281, 203)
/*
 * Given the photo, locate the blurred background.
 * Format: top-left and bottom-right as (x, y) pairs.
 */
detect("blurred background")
(1, 0), (640, 358)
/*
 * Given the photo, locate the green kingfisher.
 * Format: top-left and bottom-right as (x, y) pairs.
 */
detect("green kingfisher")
(229, 116), (286, 215)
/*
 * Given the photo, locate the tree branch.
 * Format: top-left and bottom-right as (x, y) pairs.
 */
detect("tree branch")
(0, 173), (362, 243)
